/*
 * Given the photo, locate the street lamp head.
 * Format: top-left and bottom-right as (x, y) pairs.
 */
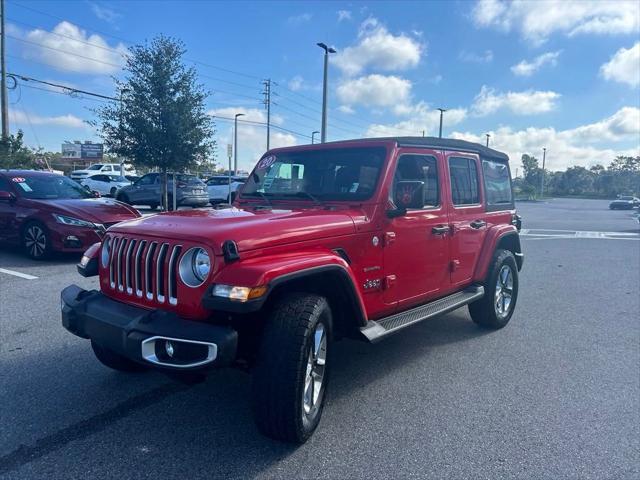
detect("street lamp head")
(235, 113), (245, 119)
(317, 42), (336, 54)
(437, 108), (447, 113)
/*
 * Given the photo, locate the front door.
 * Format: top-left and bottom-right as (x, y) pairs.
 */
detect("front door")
(0, 177), (20, 244)
(383, 150), (451, 310)
(446, 154), (488, 286)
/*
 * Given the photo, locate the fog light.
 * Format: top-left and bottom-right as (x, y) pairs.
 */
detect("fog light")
(165, 341), (174, 358)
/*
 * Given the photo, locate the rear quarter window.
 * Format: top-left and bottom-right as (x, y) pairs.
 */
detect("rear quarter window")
(482, 159), (513, 210)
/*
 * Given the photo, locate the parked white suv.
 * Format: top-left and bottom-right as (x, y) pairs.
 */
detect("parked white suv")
(70, 163), (136, 182)
(206, 175), (247, 204)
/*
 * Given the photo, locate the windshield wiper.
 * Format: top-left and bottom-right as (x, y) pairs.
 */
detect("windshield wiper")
(286, 191), (324, 206)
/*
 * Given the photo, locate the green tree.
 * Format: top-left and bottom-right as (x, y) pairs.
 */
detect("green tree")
(0, 130), (37, 169)
(521, 154), (542, 197)
(93, 35), (215, 208)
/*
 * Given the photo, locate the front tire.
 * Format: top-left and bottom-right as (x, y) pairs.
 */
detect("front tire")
(116, 192), (130, 204)
(22, 221), (51, 260)
(91, 340), (147, 372)
(109, 187), (117, 197)
(251, 293), (332, 443)
(469, 249), (519, 329)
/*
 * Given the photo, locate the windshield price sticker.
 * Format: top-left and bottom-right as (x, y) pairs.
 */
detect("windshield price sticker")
(11, 177), (26, 183)
(257, 155), (276, 170)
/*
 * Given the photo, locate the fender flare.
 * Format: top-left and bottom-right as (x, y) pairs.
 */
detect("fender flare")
(473, 226), (522, 282)
(202, 253), (368, 326)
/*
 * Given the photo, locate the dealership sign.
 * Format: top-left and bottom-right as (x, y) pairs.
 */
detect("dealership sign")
(61, 143), (104, 160)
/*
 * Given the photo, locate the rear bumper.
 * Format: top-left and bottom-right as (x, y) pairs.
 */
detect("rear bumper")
(178, 195), (209, 207)
(61, 285), (238, 371)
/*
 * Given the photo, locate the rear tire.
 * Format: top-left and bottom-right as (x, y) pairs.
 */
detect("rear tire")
(251, 293), (332, 443)
(91, 340), (147, 372)
(148, 203), (158, 211)
(22, 221), (51, 260)
(469, 249), (519, 329)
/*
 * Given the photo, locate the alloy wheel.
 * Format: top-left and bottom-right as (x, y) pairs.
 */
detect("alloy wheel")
(303, 323), (327, 416)
(25, 225), (47, 258)
(494, 265), (514, 319)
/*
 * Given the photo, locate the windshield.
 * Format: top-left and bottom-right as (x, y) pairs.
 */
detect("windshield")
(12, 175), (92, 199)
(87, 164), (103, 171)
(242, 147), (386, 201)
(109, 175), (129, 182)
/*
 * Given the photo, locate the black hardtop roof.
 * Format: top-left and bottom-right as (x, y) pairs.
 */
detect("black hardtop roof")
(305, 136), (510, 162)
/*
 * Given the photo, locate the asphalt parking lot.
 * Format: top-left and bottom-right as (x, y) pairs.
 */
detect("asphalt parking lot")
(1, 198), (638, 479)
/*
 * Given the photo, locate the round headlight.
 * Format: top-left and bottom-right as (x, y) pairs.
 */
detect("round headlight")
(101, 237), (111, 268)
(192, 248), (211, 282)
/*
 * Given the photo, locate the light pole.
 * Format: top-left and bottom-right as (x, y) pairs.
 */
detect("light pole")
(234, 113), (244, 174)
(311, 131), (319, 144)
(485, 133), (490, 147)
(118, 87), (130, 176)
(540, 147), (546, 198)
(317, 42), (336, 143)
(437, 108), (446, 138)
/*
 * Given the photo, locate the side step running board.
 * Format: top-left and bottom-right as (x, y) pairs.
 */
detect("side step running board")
(360, 285), (484, 343)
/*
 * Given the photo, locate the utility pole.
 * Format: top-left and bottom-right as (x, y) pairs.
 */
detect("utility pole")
(311, 131), (319, 144)
(422, 130), (425, 137)
(437, 108), (446, 138)
(262, 79), (271, 150)
(485, 133), (490, 147)
(1, 0), (9, 141)
(317, 42), (336, 143)
(234, 113), (244, 174)
(540, 147), (547, 198)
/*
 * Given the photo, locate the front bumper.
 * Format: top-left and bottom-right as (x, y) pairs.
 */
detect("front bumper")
(61, 285), (238, 371)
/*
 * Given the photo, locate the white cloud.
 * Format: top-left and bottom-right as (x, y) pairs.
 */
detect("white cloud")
(288, 75), (304, 91)
(366, 103), (467, 137)
(208, 107), (297, 171)
(332, 17), (423, 76)
(600, 42), (640, 87)
(90, 3), (121, 24)
(337, 105), (355, 114)
(337, 10), (352, 22)
(472, 0), (640, 45)
(10, 109), (87, 129)
(472, 85), (560, 116)
(19, 21), (127, 74)
(451, 107), (640, 171)
(511, 50), (561, 76)
(336, 74), (413, 109)
(459, 50), (494, 63)
(287, 13), (312, 25)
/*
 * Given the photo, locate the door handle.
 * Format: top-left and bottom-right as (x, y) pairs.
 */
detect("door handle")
(470, 220), (486, 229)
(432, 225), (450, 235)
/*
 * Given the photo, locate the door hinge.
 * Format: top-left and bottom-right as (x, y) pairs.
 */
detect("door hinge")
(384, 231), (396, 246)
(384, 275), (396, 290)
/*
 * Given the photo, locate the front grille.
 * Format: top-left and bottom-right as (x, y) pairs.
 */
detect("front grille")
(107, 235), (182, 306)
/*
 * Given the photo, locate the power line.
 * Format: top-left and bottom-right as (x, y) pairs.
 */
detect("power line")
(9, 73), (119, 100)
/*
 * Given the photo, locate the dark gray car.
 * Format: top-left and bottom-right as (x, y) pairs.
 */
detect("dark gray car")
(115, 173), (209, 210)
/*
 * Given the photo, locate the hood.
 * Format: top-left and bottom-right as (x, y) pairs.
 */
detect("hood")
(110, 206), (358, 254)
(29, 198), (140, 224)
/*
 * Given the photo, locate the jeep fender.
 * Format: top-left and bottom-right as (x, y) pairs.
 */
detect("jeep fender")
(472, 225), (523, 283)
(204, 251), (368, 326)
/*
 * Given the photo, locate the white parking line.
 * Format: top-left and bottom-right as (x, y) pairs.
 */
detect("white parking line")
(521, 229), (640, 241)
(0, 268), (39, 280)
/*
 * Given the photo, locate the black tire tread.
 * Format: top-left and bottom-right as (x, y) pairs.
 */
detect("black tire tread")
(468, 248), (518, 329)
(251, 293), (330, 443)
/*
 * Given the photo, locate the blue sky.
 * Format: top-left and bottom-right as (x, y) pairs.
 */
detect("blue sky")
(6, 0), (640, 171)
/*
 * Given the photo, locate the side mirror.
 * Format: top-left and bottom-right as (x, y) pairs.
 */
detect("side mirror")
(0, 190), (15, 202)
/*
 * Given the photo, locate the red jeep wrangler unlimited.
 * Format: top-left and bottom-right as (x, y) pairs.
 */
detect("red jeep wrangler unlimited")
(62, 137), (523, 443)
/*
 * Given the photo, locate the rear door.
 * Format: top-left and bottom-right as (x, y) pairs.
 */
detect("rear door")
(130, 173), (157, 203)
(446, 153), (487, 287)
(383, 150), (451, 310)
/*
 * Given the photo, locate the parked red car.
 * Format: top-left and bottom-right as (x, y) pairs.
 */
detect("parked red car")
(62, 137), (523, 442)
(0, 170), (141, 259)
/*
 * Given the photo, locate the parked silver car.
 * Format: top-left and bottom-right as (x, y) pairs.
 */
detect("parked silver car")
(115, 173), (208, 209)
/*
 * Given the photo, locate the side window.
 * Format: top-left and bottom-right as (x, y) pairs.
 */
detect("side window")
(102, 165), (112, 172)
(449, 157), (480, 206)
(393, 154), (439, 208)
(137, 174), (156, 186)
(482, 160), (513, 207)
(0, 177), (11, 192)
